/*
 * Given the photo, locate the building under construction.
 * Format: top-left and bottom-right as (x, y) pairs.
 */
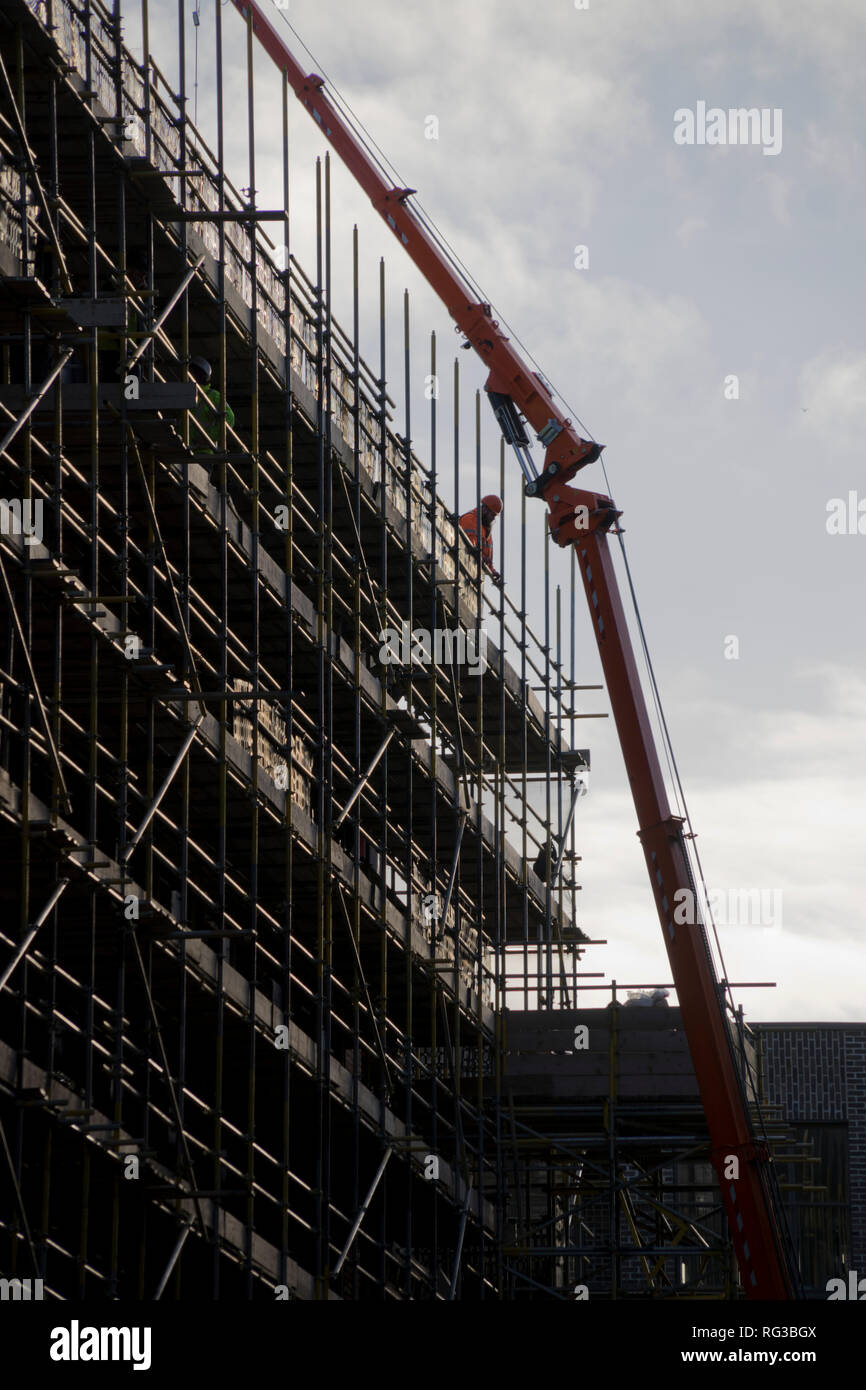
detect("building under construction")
(0, 0), (858, 1302)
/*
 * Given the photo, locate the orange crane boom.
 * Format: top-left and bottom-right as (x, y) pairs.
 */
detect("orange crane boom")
(230, 0), (798, 1300)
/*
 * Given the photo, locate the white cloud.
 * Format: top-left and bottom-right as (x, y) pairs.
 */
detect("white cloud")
(762, 171), (794, 225)
(576, 663), (866, 1020)
(799, 351), (866, 442)
(804, 123), (865, 184)
(676, 215), (708, 245)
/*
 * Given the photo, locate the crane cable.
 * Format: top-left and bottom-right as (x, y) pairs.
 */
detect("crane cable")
(597, 440), (738, 1008)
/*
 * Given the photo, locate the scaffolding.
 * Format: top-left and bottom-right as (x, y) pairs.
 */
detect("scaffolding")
(0, 0), (607, 1301)
(0, 0), (820, 1302)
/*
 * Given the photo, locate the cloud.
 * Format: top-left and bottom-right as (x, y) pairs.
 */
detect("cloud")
(574, 662), (866, 1019)
(676, 215), (708, 245)
(762, 171), (794, 225)
(804, 123), (866, 184)
(799, 351), (866, 443)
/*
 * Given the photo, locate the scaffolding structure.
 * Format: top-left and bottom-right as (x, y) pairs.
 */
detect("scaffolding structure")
(0, 0), (816, 1301)
(0, 0), (604, 1300)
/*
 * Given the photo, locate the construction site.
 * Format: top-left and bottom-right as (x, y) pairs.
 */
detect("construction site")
(0, 0), (860, 1305)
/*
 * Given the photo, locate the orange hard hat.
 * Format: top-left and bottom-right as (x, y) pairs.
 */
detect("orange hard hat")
(481, 495), (502, 514)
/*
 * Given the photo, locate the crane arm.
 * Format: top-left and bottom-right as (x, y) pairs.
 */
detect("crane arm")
(229, 0), (797, 1301)
(567, 501), (796, 1298)
(230, 0), (601, 491)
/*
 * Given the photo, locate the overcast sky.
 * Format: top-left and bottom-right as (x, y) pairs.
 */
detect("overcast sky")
(139, 0), (866, 1021)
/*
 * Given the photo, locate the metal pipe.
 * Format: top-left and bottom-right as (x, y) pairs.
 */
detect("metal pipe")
(213, 0), (230, 1299)
(153, 1218), (194, 1300)
(130, 434), (206, 719)
(332, 1147), (392, 1276)
(0, 1114), (41, 1275)
(122, 713), (204, 861)
(0, 878), (70, 995)
(312, 151), (328, 1294)
(347, 216), (362, 1299)
(334, 728), (395, 827)
(0, 349), (74, 460)
(128, 929), (207, 1238)
(438, 810), (466, 933)
(447, 1180), (473, 1299)
(550, 774), (585, 891)
(123, 253), (205, 372)
(0, 47), (72, 293)
(426, 324), (442, 1297)
(245, 2), (263, 1297)
(0, 548), (72, 811)
(171, 209), (288, 222)
(337, 888), (391, 1100)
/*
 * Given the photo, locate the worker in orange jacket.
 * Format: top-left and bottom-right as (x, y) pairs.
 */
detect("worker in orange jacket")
(458, 494), (502, 585)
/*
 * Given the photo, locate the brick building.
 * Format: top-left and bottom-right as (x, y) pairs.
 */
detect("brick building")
(756, 1023), (866, 1294)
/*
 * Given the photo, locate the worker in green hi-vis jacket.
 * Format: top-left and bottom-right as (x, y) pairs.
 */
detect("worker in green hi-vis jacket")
(189, 356), (234, 454)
